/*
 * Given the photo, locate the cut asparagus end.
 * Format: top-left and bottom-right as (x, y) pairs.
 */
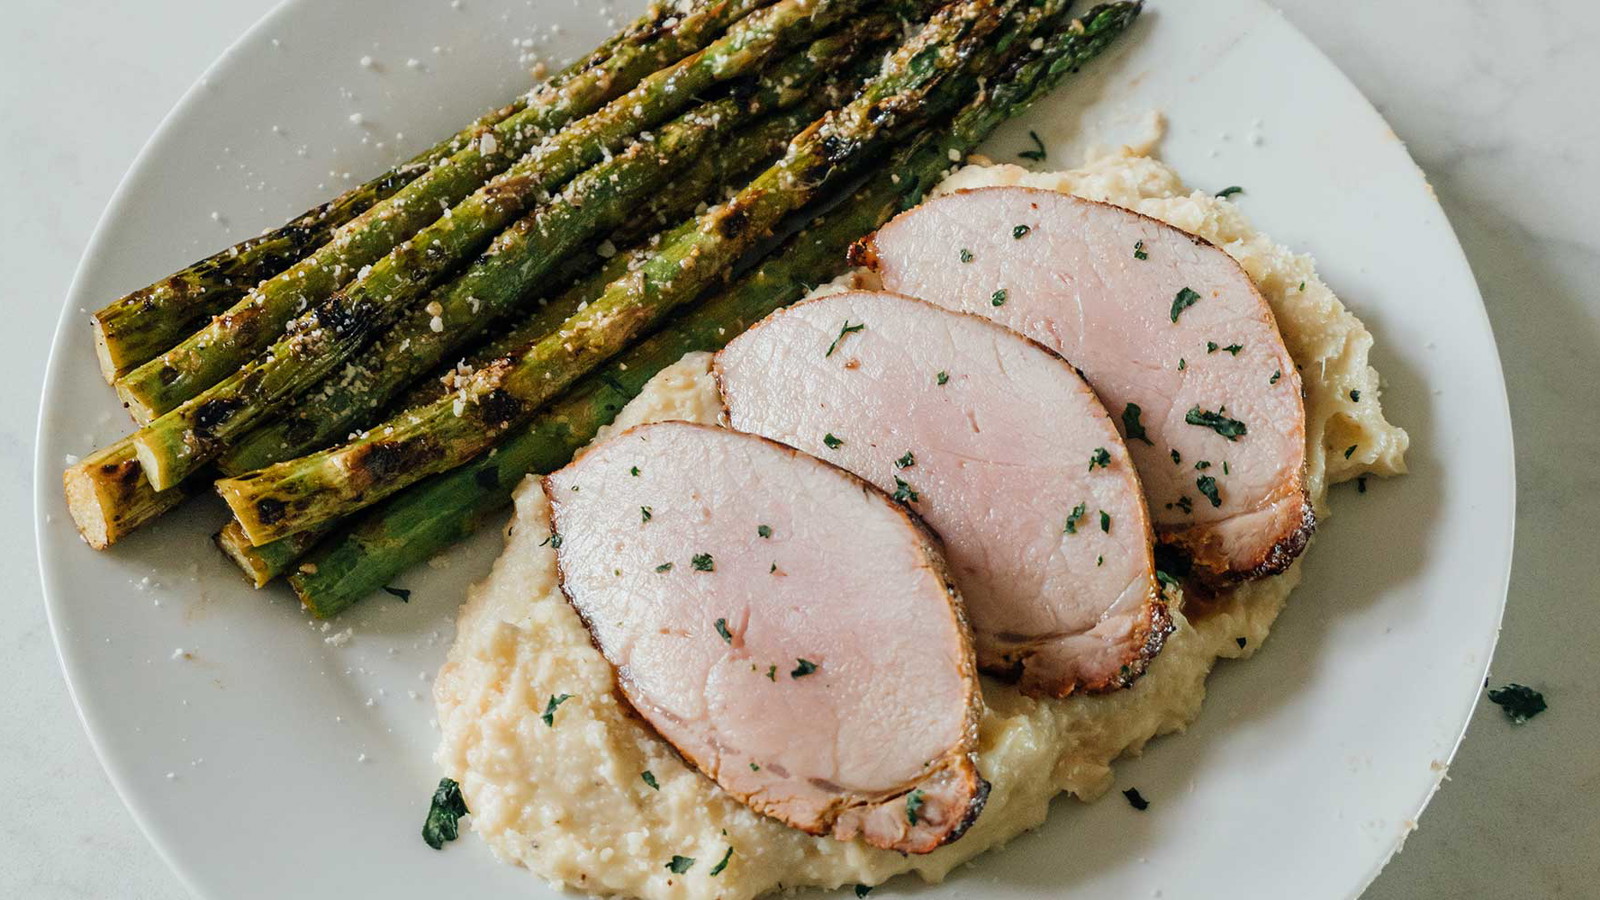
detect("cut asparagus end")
(63, 445), (188, 550)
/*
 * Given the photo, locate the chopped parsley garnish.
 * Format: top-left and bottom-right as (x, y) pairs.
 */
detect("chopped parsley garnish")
(892, 477), (919, 503)
(1171, 449), (1182, 465)
(1169, 286), (1200, 322)
(991, 288), (1008, 307)
(1155, 570), (1182, 591)
(1089, 447), (1111, 470)
(757, 524), (772, 539)
(1487, 684), (1547, 724)
(715, 618), (733, 644)
(1236, 637), (1248, 649)
(895, 451), (916, 469)
(823, 432), (844, 449)
(1270, 370), (1281, 385)
(1019, 130), (1048, 162)
(382, 585), (411, 602)
(655, 562), (673, 573)
(640, 505), (653, 523)
(1013, 224), (1032, 239)
(959, 248), (974, 263)
(630, 466), (640, 477)
(1223, 461), (1230, 475)
(539, 533), (563, 549)
(1185, 406), (1248, 441)
(1350, 389), (1362, 402)
(1099, 510), (1111, 533)
(1178, 357), (1187, 371)
(1207, 341), (1219, 354)
(642, 770), (660, 790)
(825, 320), (865, 357)
(1195, 460), (1211, 470)
(750, 761), (761, 770)
(1299, 281), (1307, 292)
(666, 855), (696, 874)
(1122, 403), (1154, 445)
(421, 777), (471, 850)
(936, 370), (950, 385)
(1122, 787), (1150, 810)
(1196, 475), (1222, 508)
(1133, 240), (1148, 261)
(1097, 555), (1104, 566)
(1215, 185), (1244, 199)
(1344, 444), (1357, 459)
(906, 789), (927, 825)
(1176, 495), (1194, 514)
(855, 886), (875, 898)
(709, 846), (734, 877)
(791, 658), (818, 678)
(691, 553), (715, 572)
(1222, 343), (1243, 356)
(1063, 502), (1088, 535)
(1357, 476), (1368, 493)
(765, 665), (777, 681)
(541, 693), (573, 727)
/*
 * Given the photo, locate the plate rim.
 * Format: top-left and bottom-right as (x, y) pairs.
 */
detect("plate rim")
(32, 0), (1518, 897)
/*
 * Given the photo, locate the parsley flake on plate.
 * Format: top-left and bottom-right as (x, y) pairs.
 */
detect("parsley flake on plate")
(1487, 683), (1547, 724)
(421, 777), (470, 850)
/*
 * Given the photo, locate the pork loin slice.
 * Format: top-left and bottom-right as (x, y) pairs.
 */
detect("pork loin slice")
(859, 187), (1314, 582)
(546, 421), (986, 853)
(716, 291), (1169, 696)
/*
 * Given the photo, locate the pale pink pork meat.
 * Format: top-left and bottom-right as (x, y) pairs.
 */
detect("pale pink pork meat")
(546, 421), (986, 853)
(858, 187), (1313, 582)
(715, 291), (1169, 696)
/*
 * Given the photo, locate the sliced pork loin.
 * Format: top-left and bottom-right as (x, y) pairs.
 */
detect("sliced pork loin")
(858, 186), (1313, 582)
(716, 291), (1169, 697)
(546, 421), (987, 854)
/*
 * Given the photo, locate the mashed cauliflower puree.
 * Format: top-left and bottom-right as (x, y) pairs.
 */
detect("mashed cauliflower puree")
(433, 148), (1410, 899)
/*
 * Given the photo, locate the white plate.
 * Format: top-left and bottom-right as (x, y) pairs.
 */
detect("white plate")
(34, 1), (1514, 897)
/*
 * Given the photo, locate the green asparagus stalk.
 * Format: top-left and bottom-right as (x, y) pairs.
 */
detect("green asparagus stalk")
(215, 519), (321, 589)
(112, 0), (779, 424)
(264, 2), (1142, 603)
(64, 52), (859, 556)
(285, 199), (898, 614)
(212, 35), (885, 477)
(217, 234), (654, 586)
(219, 0), (1017, 544)
(91, 101), (524, 384)
(126, 2), (878, 492)
(285, 2), (1143, 613)
(88, 2), (718, 383)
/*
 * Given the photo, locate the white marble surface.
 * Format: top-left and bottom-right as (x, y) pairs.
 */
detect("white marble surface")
(3, 0), (1595, 896)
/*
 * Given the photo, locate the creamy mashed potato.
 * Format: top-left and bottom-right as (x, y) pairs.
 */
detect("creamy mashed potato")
(433, 149), (1409, 899)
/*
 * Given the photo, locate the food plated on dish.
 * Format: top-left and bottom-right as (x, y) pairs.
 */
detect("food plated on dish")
(54, 0), (1417, 897)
